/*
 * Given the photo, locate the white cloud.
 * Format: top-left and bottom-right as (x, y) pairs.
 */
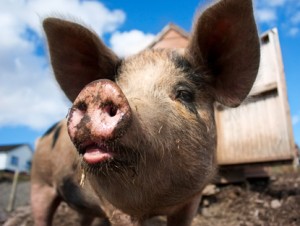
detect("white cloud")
(0, 64), (69, 130)
(292, 115), (300, 125)
(0, 0), (125, 37)
(255, 0), (288, 8)
(292, 12), (300, 24)
(267, 0), (287, 7)
(110, 30), (156, 57)
(254, 0), (300, 37)
(289, 27), (299, 36)
(0, 0), (126, 130)
(255, 8), (277, 24)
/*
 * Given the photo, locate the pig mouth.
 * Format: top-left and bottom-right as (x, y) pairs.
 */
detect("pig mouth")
(78, 141), (114, 164)
(77, 140), (139, 175)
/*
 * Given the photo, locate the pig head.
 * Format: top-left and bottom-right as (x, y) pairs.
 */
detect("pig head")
(43, 0), (260, 224)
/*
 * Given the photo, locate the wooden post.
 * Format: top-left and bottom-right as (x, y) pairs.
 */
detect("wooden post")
(6, 169), (19, 212)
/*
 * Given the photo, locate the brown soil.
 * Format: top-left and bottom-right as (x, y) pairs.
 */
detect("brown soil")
(1, 171), (300, 226)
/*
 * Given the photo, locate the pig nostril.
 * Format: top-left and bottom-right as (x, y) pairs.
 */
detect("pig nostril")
(104, 104), (118, 117)
(76, 101), (87, 112)
(109, 105), (118, 117)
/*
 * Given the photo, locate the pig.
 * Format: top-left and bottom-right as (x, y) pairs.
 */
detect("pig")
(31, 0), (260, 225)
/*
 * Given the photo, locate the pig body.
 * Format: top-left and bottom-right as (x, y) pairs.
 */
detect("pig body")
(32, 0), (260, 225)
(31, 120), (110, 226)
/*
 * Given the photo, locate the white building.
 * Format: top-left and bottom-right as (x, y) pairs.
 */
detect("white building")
(0, 144), (33, 173)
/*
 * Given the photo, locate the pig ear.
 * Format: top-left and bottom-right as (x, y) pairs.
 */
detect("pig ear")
(186, 0), (260, 107)
(43, 18), (119, 102)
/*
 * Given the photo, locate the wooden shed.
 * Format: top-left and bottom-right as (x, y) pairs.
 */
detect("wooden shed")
(148, 24), (296, 174)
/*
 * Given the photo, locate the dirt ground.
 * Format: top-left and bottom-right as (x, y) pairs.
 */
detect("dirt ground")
(1, 170), (300, 226)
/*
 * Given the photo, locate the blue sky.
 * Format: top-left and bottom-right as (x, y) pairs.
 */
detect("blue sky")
(0, 0), (299, 149)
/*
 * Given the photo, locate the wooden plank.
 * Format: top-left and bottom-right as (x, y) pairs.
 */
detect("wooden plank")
(271, 28), (295, 155)
(249, 82), (277, 96)
(216, 91), (294, 165)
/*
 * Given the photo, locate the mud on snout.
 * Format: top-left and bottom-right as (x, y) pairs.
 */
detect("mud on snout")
(67, 79), (137, 175)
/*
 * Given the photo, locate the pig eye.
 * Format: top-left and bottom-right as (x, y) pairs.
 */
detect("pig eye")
(175, 89), (194, 103)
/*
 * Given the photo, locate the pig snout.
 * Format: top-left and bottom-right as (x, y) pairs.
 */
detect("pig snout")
(67, 79), (132, 164)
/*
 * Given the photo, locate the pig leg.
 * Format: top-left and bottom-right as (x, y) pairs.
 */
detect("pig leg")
(31, 184), (61, 226)
(167, 195), (202, 226)
(108, 208), (141, 226)
(88, 217), (111, 226)
(78, 214), (112, 226)
(78, 214), (95, 226)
